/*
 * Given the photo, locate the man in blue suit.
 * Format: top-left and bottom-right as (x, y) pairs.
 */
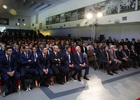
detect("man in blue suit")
(0, 47), (19, 97)
(63, 45), (77, 82)
(37, 43), (44, 54)
(73, 46), (89, 81)
(102, 46), (118, 75)
(20, 45), (38, 91)
(32, 47), (53, 87)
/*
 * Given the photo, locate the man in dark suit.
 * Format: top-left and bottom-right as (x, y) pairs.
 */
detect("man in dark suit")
(130, 45), (139, 68)
(98, 45), (114, 75)
(37, 43), (44, 54)
(50, 45), (68, 84)
(73, 46), (89, 81)
(103, 46), (118, 75)
(20, 45), (38, 91)
(116, 45), (129, 70)
(0, 47), (19, 97)
(123, 45), (133, 68)
(63, 46), (77, 82)
(80, 42), (88, 64)
(36, 47), (53, 87)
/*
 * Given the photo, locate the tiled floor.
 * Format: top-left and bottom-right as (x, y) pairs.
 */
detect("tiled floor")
(1, 66), (140, 100)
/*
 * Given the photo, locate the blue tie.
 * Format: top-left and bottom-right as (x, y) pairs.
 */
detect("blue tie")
(78, 53), (82, 63)
(8, 56), (12, 72)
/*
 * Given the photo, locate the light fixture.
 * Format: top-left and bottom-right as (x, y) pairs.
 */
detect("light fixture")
(86, 12), (93, 19)
(16, 19), (26, 26)
(3, 5), (8, 9)
(97, 12), (103, 18)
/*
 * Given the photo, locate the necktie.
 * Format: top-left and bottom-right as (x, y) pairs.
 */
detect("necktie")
(113, 51), (115, 58)
(34, 53), (36, 62)
(78, 53), (82, 63)
(8, 56), (12, 72)
(106, 51), (109, 61)
(44, 54), (46, 59)
(26, 53), (28, 58)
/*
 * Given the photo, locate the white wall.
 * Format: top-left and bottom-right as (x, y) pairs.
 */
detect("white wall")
(30, 0), (105, 29)
(96, 23), (140, 41)
(30, 0), (140, 41)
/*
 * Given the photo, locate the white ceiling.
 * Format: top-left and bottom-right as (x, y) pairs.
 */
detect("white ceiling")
(0, 0), (72, 17)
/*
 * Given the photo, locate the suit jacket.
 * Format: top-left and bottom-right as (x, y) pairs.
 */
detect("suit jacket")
(19, 51), (33, 69)
(38, 53), (50, 70)
(130, 49), (138, 58)
(0, 49), (5, 56)
(116, 50), (126, 61)
(37, 48), (42, 54)
(73, 52), (85, 66)
(102, 50), (112, 61)
(109, 50), (117, 60)
(87, 50), (95, 61)
(0, 54), (17, 74)
(32, 52), (39, 69)
(50, 52), (64, 68)
(63, 52), (74, 67)
(123, 49), (130, 57)
(81, 46), (87, 54)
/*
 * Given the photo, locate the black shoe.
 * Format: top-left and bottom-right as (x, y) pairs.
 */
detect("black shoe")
(29, 85), (34, 91)
(112, 71), (118, 74)
(13, 89), (18, 93)
(123, 67), (128, 70)
(44, 83), (50, 87)
(58, 81), (64, 85)
(120, 68), (124, 71)
(83, 76), (89, 80)
(78, 77), (81, 82)
(23, 87), (28, 91)
(133, 66), (137, 69)
(3, 90), (10, 97)
(71, 76), (76, 80)
(108, 72), (113, 75)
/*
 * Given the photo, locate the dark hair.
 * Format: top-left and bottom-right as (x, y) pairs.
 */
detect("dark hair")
(5, 47), (12, 51)
(65, 45), (71, 50)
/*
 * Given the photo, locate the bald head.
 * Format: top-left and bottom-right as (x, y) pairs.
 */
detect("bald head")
(53, 45), (59, 53)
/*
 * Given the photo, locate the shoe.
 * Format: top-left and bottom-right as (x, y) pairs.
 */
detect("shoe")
(29, 85), (33, 91)
(108, 72), (113, 75)
(83, 76), (89, 80)
(58, 82), (64, 85)
(3, 91), (10, 97)
(123, 67), (128, 70)
(78, 77), (81, 82)
(120, 68), (123, 71)
(23, 87), (28, 91)
(133, 66), (137, 69)
(112, 71), (118, 74)
(13, 89), (18, 93)
(44, 83), (49, 87)
(71, 76), (77, 80)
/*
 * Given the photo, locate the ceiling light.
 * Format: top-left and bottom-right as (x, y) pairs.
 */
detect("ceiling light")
(97, 12), (103, 18)
(86, 13), (93, 19)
